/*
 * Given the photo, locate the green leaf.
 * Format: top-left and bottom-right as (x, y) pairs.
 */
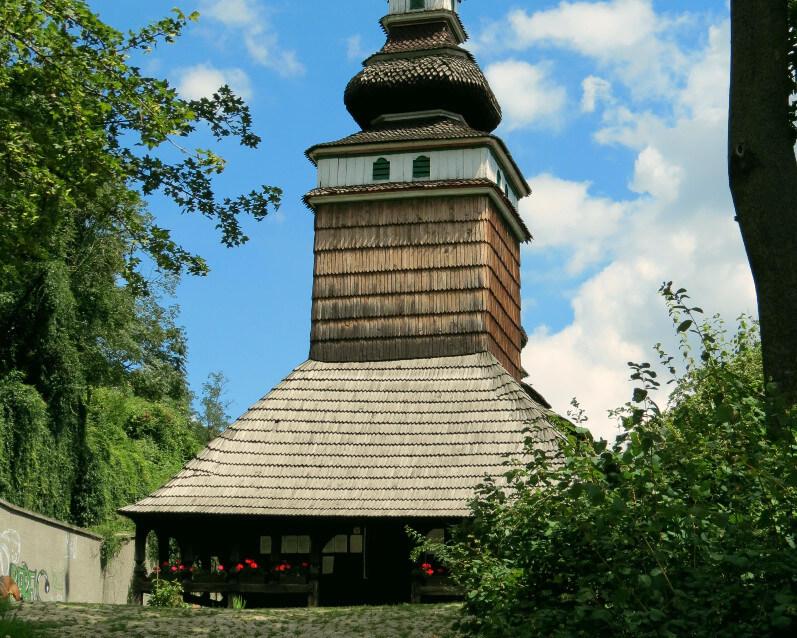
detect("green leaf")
(677, 320), (693, 333)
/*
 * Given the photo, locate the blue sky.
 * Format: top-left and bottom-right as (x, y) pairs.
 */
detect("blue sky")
(89, 0), (752, 439)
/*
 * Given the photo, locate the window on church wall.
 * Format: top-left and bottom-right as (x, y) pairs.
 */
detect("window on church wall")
(281, 535), (311, 554)
(321, 532), (364, 575)
(413, 155), (431, 179)
(426, 528), (445, 543)
(373, 157), (391, 181)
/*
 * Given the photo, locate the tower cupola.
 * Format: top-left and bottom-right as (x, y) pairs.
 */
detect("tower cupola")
(388, 0), (458, 14)
(344, 0), (501, 132)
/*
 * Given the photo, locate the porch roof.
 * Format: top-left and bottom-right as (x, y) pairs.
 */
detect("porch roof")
(120, 352), (564, 518)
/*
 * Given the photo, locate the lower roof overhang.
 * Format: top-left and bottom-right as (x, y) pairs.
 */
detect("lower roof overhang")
(304, 179), (532, 243)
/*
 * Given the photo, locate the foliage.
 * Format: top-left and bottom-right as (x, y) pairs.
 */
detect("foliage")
(230, 595), (247, 610)
(76, 387), (206, 527)
(0, 0), (276, 527)
(198, 371), (232, 439)
(417, 285), (797, 638)
(147, 578), (187, 608)
(0, 596), (39, 637)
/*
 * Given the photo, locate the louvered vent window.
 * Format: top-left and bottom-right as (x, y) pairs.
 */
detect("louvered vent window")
(413, 155), (431, 179)
(373, 157), (390, 181)
(410, 0), (425, 9)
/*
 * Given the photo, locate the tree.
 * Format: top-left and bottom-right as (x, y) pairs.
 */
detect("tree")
(416, 289), (797, 637)
(0, 0), (279, 524)
(728, 1), (797, 405)
(198, 371), (232, 439)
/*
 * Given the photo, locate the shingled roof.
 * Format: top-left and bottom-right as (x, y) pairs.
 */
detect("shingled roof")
(120, 353), (562, 518)
(346, 54), (501, 132)
(307, 116), (488, 153)
(304, 178), (532, 242)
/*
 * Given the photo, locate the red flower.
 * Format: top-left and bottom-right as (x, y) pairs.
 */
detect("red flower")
(170, 566), (178, 573)
(301, 562), (310, 569)
(162, 561), (169, 567)
(426, 569), (434, 576)
(421, 563), (432, 570)
(236, 563), (244, 572)
(244, 559), (253, 565)
(217, 565), (225, 572)
(178, 564), (185, 571)
(250, 562), (259, 569)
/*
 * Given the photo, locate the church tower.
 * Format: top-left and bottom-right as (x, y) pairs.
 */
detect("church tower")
(122, 0), (562, 608)
(306, 0), (531, 379)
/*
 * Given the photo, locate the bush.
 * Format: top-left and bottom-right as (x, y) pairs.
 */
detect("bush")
(419, 284), (797, 638)
(147, 578), (187, 608)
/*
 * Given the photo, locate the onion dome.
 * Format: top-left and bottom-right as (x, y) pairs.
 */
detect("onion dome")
(344, 4), (502, 132)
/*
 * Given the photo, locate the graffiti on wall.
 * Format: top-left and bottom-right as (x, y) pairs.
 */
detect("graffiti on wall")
(1, 529), (60, 601)
(0, 529), (20, 577)
(8, 562), (50, 601)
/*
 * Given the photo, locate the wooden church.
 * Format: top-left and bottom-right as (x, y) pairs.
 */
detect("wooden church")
(121, 0), (564, 607)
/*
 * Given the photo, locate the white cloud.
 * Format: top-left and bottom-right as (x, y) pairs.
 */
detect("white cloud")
(581, 76), (613, 113)
(507, 0), (657, 56)
(521, 174), (630, 274)
(200, 0), (305, 77)
(346, 35), (367, 62)
(518, 18), (757, 441)
(478, 0), (688, 99)
(176, 64), (253, 101)
(630, 146), (684, 202)
(485, 60), (567, 130)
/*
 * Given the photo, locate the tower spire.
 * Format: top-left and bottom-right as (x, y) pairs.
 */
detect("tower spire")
(345, 0), (500, 132)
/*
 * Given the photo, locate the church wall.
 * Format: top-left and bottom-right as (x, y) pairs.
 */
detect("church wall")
(316, 147), (519, 207)
(310, 195), (523, 377)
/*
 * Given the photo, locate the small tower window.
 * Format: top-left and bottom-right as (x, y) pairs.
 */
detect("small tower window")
(413, 155), (431, 179)
(496, 169), (503, 189)
(410, 0), (425, 10)
(373, 157), (391, 181)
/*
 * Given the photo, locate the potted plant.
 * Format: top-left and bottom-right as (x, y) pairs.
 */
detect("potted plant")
(273, 560), (311, 584)
(234, 559), (266, 584)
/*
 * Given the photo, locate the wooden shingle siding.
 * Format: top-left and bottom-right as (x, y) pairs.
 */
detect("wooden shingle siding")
(121, 353), (563, 517)
(313, 267), (485, 297)
(309, 195), (524, 378)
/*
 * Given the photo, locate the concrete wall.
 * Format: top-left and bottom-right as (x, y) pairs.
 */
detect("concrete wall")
(0, 498), (134, 604)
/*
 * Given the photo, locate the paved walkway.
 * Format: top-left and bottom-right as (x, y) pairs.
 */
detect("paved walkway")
(14, 602), (461, 637)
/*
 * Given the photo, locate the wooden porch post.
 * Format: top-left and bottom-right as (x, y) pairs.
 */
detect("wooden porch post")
(132, 522), (150, 605)
(226, 541), (241, 608)
(308, 531), (322, 607)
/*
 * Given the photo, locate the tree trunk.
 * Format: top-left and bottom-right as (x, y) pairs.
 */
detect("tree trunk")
(728, 0), (797, 404)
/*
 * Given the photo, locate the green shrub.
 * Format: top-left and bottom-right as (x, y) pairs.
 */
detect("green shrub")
(147, 578), (187, 608)
(420, 284), (797, 638)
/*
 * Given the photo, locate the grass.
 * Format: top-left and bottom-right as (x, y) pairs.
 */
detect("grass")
(14, 602), (462, 637)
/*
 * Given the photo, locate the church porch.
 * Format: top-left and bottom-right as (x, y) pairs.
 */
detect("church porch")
(129, 514), (460, 607)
